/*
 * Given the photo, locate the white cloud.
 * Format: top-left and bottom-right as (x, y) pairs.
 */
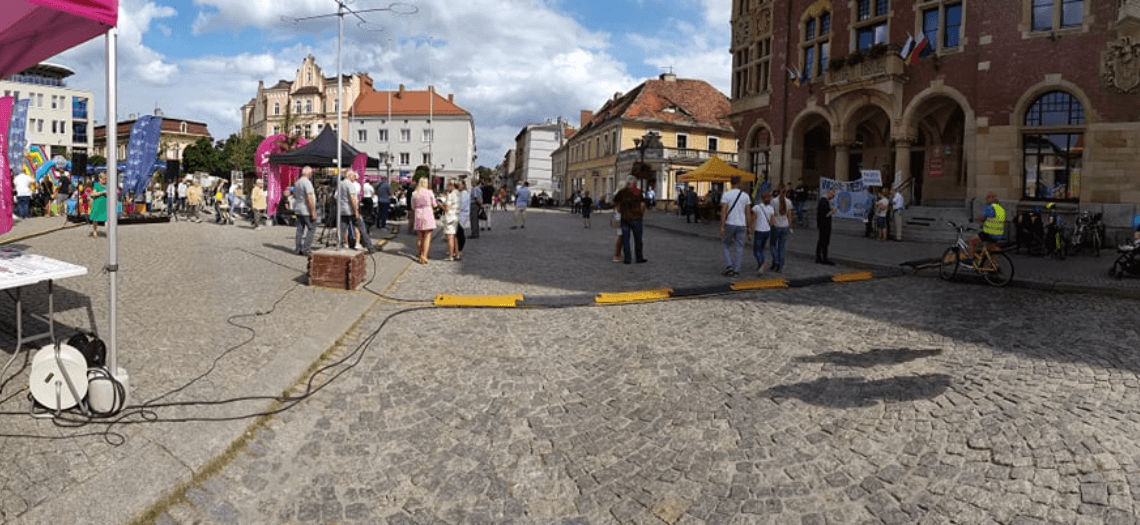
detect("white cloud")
(44, 0), (736, 167)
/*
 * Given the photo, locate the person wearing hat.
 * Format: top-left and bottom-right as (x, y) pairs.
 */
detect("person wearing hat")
(970, 192), (1006, 259)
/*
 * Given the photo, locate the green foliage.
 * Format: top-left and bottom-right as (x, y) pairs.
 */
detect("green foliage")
(89, 155), (107, 167)
(413, 164), (431, 184)
(217, 132), (264, 173)
(181, 137), (219, 173)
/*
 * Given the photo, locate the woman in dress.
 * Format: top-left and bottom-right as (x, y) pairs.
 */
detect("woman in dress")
(412, 177), (438, 264)
(89, 173), (108, 238)
(442, 180), (460, 261)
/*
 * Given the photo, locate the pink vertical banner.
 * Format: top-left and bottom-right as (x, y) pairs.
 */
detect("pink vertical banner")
(0, 96), (14, 234)
(352, 152), (368, 182)
(255, 135), (286, 215)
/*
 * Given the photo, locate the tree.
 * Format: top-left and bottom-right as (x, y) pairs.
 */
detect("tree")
(89, 155), (107, 167)
(218, 132), (264, 173)
(181, 137), (220, 174)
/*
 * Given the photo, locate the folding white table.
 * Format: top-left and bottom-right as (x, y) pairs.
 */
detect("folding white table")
(0, 247), (88, 391)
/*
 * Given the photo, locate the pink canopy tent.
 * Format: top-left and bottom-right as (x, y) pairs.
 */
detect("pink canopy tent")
(1, 1), (124, 405)
(0, 0), (118, 79)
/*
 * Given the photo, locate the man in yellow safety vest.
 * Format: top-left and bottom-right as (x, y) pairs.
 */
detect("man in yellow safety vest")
(970, 192), (1006, 259)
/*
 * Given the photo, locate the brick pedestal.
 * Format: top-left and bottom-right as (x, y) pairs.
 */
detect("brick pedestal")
(307, 249), (367, 290)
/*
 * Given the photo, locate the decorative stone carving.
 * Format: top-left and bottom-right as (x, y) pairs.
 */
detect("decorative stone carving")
(753, 7), (771, 37)
(733, 16), (750, 48)
(1102, 36), (1140, 93)
(1120, 0), (1140, 30)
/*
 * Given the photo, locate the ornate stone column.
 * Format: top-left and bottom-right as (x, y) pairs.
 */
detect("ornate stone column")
(893, 138), (913, 190)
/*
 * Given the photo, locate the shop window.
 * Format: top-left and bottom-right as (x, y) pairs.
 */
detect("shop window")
(1022, 91), (1083, 201)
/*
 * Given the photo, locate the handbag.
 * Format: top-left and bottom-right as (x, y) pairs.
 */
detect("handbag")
(478, 207), (487, 220)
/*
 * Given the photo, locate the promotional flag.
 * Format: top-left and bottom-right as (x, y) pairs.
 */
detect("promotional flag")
(352, 152), (369, 184)
(900, 33), (916, 61)
(256, 135), (286, 216)
(7, 99), (29, 176)
(908, 33), (928, 64)
(0, 97), (14, 234)
(123, 115), (164, 195)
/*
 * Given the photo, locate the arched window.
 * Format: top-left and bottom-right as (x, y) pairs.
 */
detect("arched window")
(1023, 91), (1083, 201)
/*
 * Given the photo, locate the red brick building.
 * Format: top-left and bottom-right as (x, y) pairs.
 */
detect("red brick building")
(730, 0), (1140, 233)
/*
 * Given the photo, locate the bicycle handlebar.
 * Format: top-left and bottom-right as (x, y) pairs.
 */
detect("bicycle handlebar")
(946, 220), (977, 232)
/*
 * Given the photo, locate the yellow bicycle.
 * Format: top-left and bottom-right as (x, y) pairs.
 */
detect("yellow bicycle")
(939, 221), (1014, 287)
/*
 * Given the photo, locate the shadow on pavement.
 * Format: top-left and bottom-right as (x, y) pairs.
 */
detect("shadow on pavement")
(794, 348), (944, 368)
(762, 373), (953, 408)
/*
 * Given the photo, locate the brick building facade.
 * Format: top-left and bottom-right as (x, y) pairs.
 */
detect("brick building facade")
(730, 0), (1140, 233)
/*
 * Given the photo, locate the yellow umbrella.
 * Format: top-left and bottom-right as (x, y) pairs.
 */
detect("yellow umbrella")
(678, 157), (756, 183)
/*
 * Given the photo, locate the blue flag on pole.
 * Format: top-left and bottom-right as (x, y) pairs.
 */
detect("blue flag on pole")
(123, 115), (164, 195)
(7, 99), (30, 175)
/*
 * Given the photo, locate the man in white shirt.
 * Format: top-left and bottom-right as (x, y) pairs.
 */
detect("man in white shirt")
(512, 181), (531, 229)
(891, 188), (906, 241)
(719, 175), (751, 277)
(13, 171), (34, 218)
(337, 170), (375, 252)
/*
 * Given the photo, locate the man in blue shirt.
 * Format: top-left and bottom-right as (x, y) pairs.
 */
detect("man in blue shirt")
(375, 176), (391, 230)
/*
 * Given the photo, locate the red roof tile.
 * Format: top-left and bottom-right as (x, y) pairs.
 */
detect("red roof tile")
(352, 88), (470, 117)
(579, 77), (732, 134)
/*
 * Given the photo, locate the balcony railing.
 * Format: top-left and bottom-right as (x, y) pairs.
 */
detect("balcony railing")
(72, 134), (88, 144)
(72, 110), (88, 119)
(616, 147), (737, 164)
(825, 52), (905, 86)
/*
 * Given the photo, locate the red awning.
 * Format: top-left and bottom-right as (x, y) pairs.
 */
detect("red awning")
(0, 0), (118, 79)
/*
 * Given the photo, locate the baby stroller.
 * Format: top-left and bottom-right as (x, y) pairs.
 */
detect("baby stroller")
(1111, 215), (1140, 278)
(1014, 210), (1046, 256)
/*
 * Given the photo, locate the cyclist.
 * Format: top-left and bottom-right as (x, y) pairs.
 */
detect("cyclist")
(969, 192), (1006, 260)
(1045, 202), (1064, 257)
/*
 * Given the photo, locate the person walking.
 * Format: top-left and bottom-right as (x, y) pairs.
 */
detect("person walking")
(457, 180), (470, 258)
(512, 181), (531, 229)
(816, 189), (837, 265)
(769, 187), (793, 272)
(581, 191), (593, 228)
(613, 176), (648, 264)
(875, 188), (890, 241)
(89, 173), (108, 238)
(685, 186), (700, 223)
(177, 177), (189, 218)
(293, 166), (317, 255)
(186, 178), (203, 222)
(719, 175), (751, 277)
(481, 181), (495, 230)
(412, 176), (438, 264)
(251, 178), (268, 230)
(749, 190), (774, 274)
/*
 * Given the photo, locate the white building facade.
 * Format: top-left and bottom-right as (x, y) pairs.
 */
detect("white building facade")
(350, 85), (475, 182)
(0, 63), (95, 160)
(512, 120), (569, 200)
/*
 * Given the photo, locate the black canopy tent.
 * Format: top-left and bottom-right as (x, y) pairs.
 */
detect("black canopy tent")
(268, 126), (380, 168)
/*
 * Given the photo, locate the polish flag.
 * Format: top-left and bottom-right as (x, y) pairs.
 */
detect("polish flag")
(900, 33), (916, 60)
(907, 33), (928, 64)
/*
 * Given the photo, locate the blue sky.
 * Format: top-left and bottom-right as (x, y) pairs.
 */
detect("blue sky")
(55, 0), (732, 166)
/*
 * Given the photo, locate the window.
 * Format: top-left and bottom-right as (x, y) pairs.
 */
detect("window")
(305, 99), (313, 113)
(51, 121), (57, 133)
(677, 134), (688, 150)
(38, 93), (44, 107)
(304, 124), (312, 138)
(802, 11), (830, 79)
(1023, 91), (1083, 201)
(923, 2), (962, 52)
(422, 129), (432, 142)
(273, 103), (280, 116)
(399, 152), (410, 165)
(357, 129), (367, 142)
(708, 137), (719, 152)
(400, 129), (411, 142)
(36, 119), (43, 133)
(378, 129), (388, 142)
(295, 101), (302, 113)
(273, 125), (281, 134)
(51, 95), (57, 109)
(422, 153), (431, 165)
(1033, 0), (1082, 31)
(855, 0), (889, 50)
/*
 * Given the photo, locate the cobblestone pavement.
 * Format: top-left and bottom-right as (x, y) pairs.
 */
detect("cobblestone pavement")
(145, 209), (1140, 524)
(0, 214), (379, 524)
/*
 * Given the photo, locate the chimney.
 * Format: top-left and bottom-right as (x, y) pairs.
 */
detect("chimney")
(398, 84), (405, 98)
(448, 93), (454, 103)
(660, 72), (677, 82)
(580, 110), (593, 127)
(613, 92), (622, 101)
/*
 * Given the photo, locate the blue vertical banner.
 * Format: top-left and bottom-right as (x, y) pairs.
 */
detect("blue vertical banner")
(7, 99), (30, 176)
(123, 115), (164, 195)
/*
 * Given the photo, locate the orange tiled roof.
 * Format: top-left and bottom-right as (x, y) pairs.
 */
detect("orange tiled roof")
(352, 88), (470, 117)
(580, 77), (732, 134)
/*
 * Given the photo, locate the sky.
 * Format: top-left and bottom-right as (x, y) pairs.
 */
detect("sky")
(53, 0), (732, 168)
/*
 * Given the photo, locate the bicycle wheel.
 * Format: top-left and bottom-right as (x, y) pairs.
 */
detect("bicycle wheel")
(939, 247), (960, 281)
(983, 252), (1014, 287)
